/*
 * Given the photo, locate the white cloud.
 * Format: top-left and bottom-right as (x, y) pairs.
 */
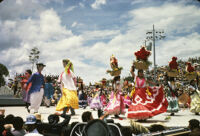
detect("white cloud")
(71, 22), (77, 27)
(1, 0), (200, 85)
(64, 6), (77, 13)
(128, 3), (200, 35)
(79, 3), (85, 8)
(16, 0), (23, 5)
(82, 30), (120, 40)
(91, 0), (106, 9)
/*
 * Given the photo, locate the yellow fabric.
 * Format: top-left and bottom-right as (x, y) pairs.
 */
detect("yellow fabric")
(130, 80), (136, 97)
(56, 88), (79, 111)
(64, 61), (74, 75)
(146, 87), (152, 96)
(130, 87), (135, 97)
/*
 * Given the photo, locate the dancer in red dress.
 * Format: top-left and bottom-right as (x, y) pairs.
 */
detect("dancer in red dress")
(127, 68), (168, 120)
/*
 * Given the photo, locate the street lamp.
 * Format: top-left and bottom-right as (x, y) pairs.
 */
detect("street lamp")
(146, 24), (165, 81)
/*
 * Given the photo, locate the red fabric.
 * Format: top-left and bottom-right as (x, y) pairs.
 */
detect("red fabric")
(21, 79), (31, 92)
(186, 62), (195, 72)
(169, 57), (178, 70)
(100, 95), (107, 106)
(127, 86), (168, 119)
(67, 64), (71, 74)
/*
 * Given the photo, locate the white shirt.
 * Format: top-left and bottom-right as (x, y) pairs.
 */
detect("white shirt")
(59, 70), (77, 90)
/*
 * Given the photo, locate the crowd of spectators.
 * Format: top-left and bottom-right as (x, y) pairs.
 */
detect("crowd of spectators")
(1, 108), (200, 136)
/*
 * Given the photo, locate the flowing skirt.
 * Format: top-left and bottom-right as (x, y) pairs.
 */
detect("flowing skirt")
(104, 92), (125, 115)
(90, 93), (102, 109)
(100, 95), (107, 107)
(78, 93), (87, 108)
(127, 86), (168, 119)
(56, 88), (79, 111)
(124, 95), (132, 107)
(167, 96), (179, 113)
(190, 91), (200, 113)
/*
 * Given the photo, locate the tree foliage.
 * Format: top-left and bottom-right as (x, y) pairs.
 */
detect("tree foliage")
(0, 63), (9, 87)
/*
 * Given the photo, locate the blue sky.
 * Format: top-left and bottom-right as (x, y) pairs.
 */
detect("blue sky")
(0, 0), (200, 84)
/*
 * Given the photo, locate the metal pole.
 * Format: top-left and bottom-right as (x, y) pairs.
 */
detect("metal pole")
(153, 24), (156, 81)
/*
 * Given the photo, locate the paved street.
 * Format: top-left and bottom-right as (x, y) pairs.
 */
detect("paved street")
(1, 106), (199, 127)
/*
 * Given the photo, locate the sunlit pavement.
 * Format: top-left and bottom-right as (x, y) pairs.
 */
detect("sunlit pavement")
(1, 106), (199, 127)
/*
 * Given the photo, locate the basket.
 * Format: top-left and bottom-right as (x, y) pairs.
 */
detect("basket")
(134, 60), (149, 70)
(110, 69), (121, 76)
(167, 69), (178, 77)
(185, 72), (197, 81)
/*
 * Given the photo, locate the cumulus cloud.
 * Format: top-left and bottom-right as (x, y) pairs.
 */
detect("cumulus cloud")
(82, 30), (120, 40)
(1, 0), (200, 84)
(91, 0), (106, 9)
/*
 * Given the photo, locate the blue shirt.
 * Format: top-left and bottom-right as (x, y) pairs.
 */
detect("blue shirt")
(26, 72), (45, 94)
(44, 83), (54, 99)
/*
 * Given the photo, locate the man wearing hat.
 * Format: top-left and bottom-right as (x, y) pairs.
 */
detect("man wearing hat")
(25, 63), (46, 113)
(24, 115), (43, 136)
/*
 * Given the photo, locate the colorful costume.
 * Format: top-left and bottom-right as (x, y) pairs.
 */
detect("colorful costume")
(104, 89), (125, 115)
(189, 85), (200, 114)
(100, 93), (107, 107)
(127, 77), (168, 119)
(78, 90), (88, 108)
(124, 93), (132, 107)
(21, 78), (31, 103)
(90, 90), (103, 109)
(166, 81), (179, 113)
(56, 65), (79, 112)
(26, 72), (45, 113)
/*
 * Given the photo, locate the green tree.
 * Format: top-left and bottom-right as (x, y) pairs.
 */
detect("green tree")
(29, 47), (40, 72)
(0, 63), (9, 87)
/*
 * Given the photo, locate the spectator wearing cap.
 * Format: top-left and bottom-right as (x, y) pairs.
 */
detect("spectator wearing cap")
(11, 117), (26, 136)
(24, 115), (43, 136)
(25, 63), (46, 113)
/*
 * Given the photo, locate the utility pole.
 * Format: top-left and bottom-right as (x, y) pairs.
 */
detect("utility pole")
(146, 24), (165, 81)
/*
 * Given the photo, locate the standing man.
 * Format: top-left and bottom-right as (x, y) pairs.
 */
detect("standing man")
(56, 59), (78, 115)
(26, 63), (45, 113)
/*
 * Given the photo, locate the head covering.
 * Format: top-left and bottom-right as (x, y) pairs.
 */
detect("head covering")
(36, 63), (46, 67)
(63, 59), (74, 75)
(25, 115), (37, 125)
(48, 114), (59, 125)
(82, 119), (110, 136)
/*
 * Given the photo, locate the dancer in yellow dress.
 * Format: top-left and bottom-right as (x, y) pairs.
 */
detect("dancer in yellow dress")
(56, 59), (79, 115)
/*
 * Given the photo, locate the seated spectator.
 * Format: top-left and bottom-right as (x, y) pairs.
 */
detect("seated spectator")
(188, 119), (200, 136)
(81, 111), (109, 123)
(121, 126), (133, 136)
(0, 109), (5, 135)
(82, 111), (93, 122)
(11, 116), (26, 136)
(82, 119), (110, 136)
(41, 112), (71, 136)
(24, 115), (43, 136)
(149, 123), (166, 132)
(130, 120), (149, 135)
(2, 114), (15, 136)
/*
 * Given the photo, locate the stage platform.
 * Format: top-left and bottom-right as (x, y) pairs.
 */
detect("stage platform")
(1, 106), (199, 128)
(0, 95), (25, 106)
